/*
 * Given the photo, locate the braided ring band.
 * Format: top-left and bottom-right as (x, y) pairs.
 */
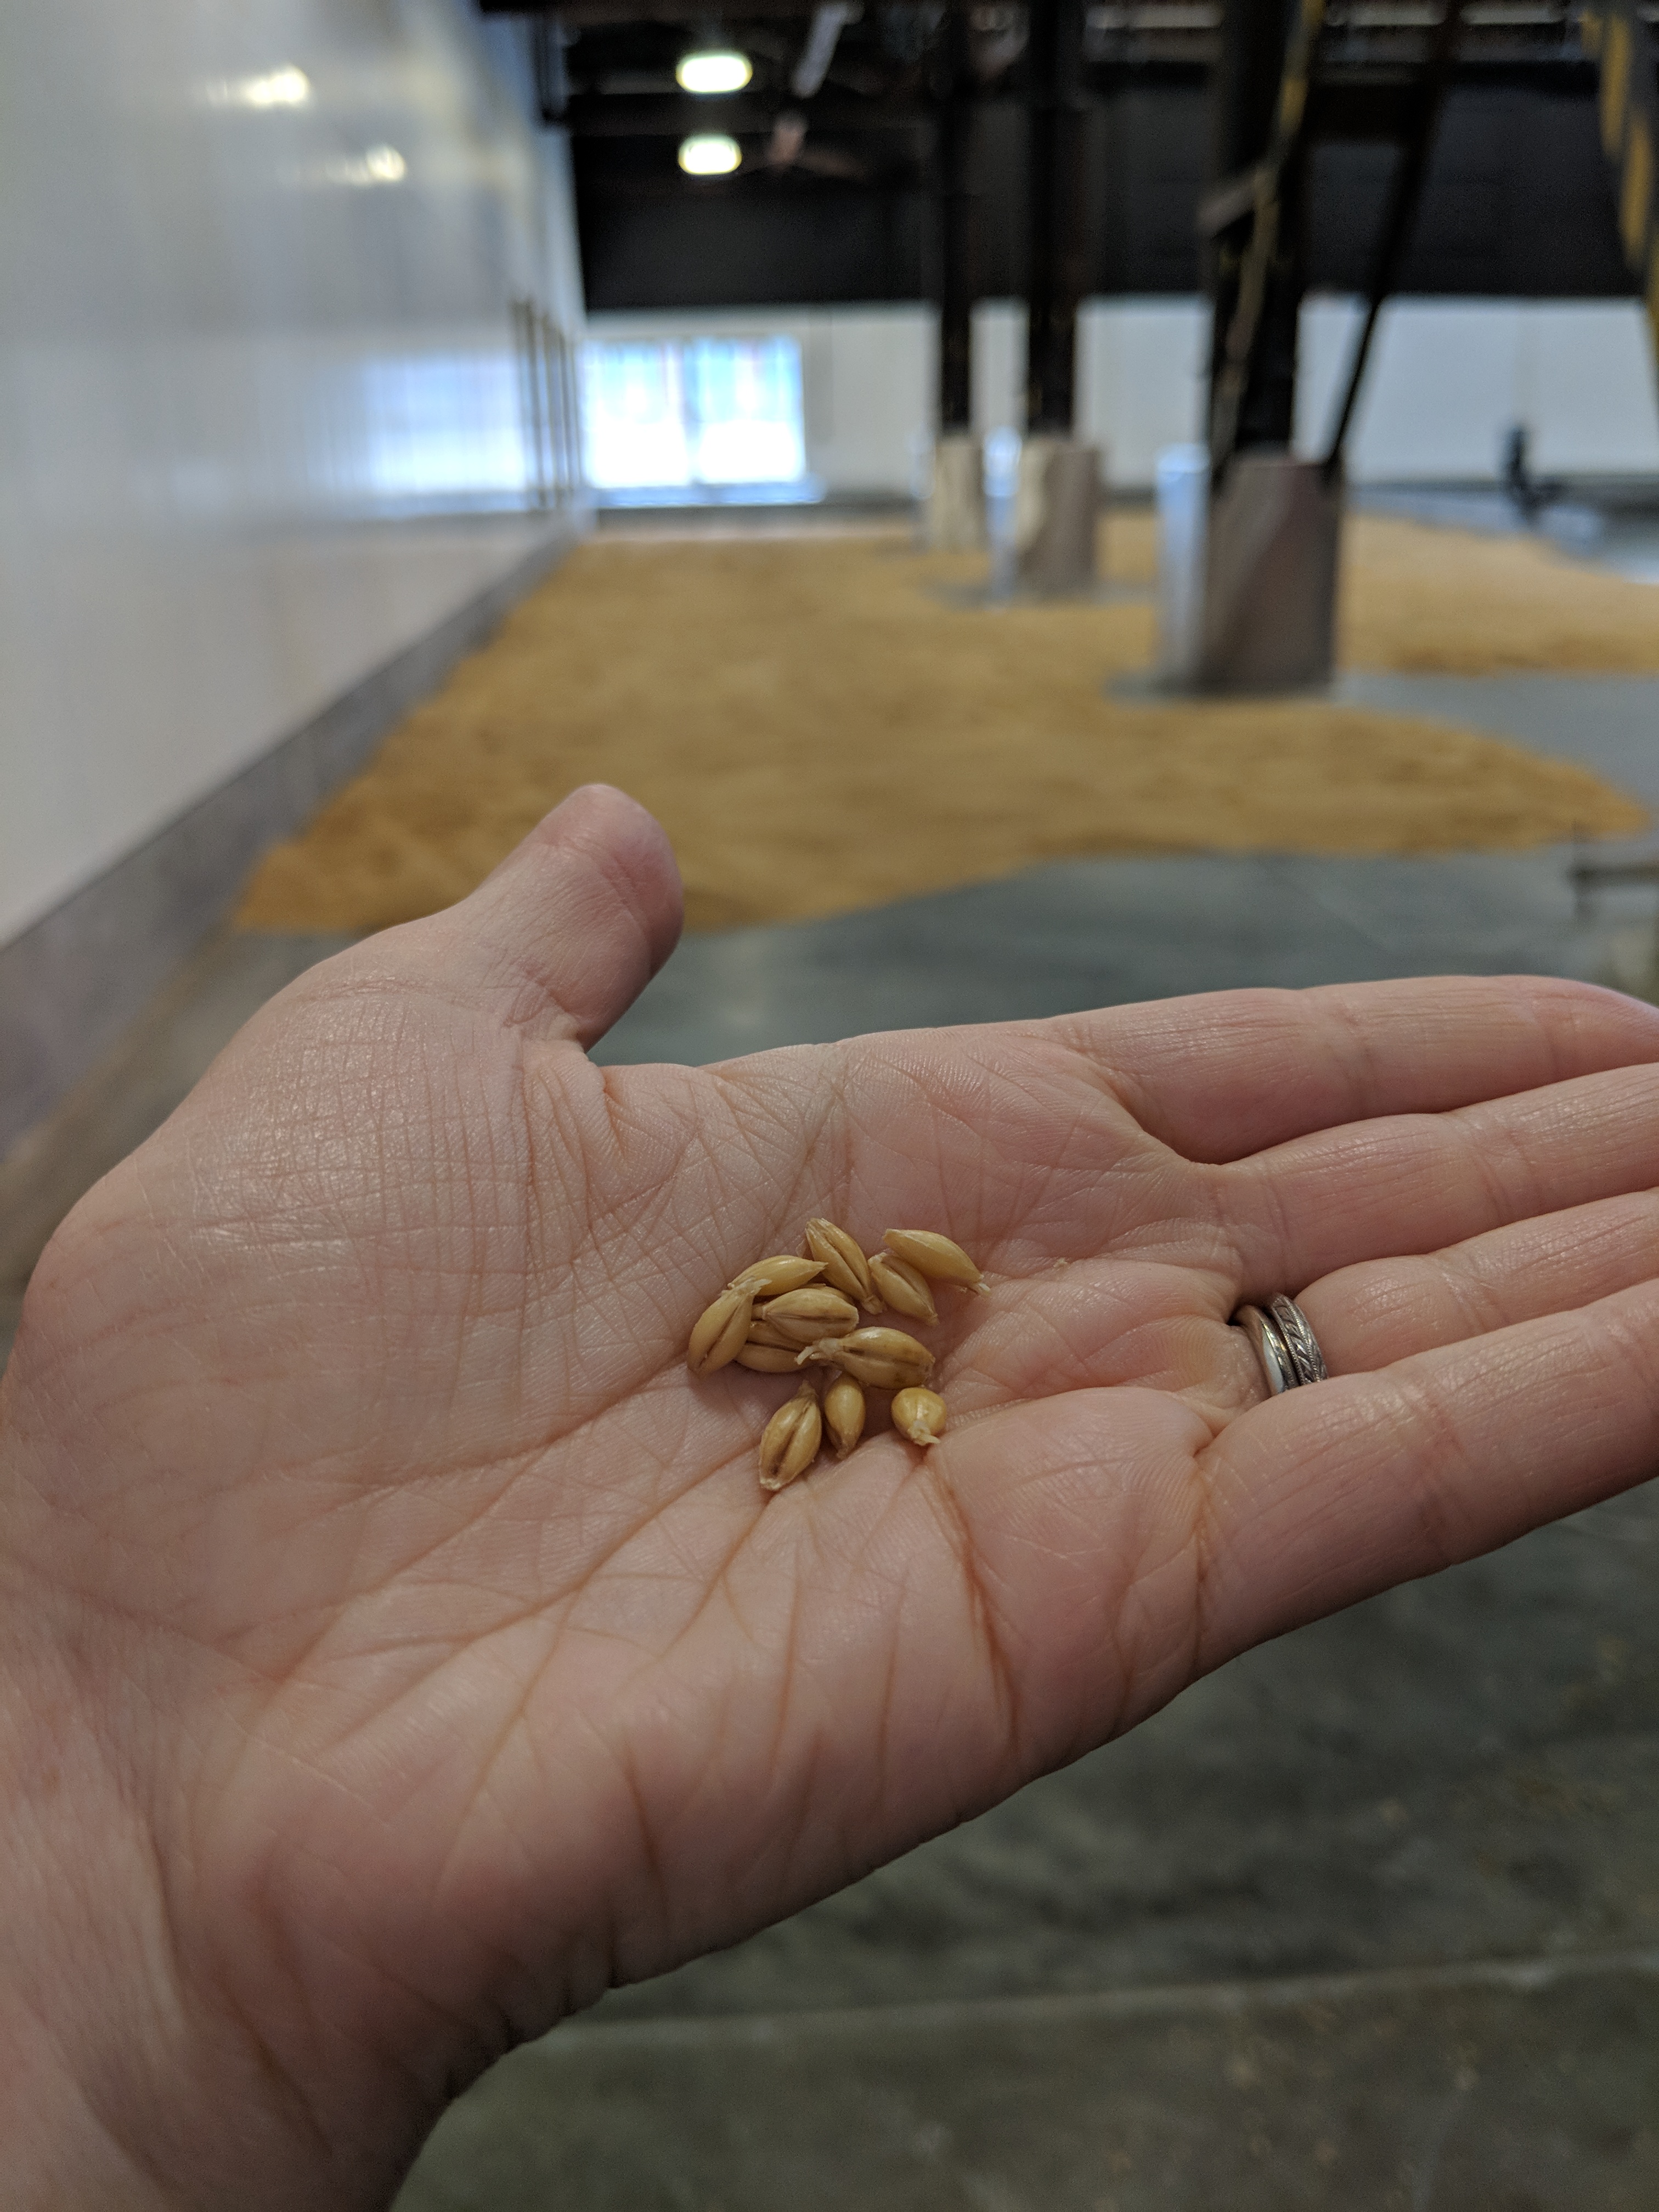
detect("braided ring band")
(1267, 1294), (1328, 1384)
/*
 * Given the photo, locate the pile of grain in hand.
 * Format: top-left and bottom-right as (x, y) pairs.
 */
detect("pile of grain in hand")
(687, 1222), (986, 1494)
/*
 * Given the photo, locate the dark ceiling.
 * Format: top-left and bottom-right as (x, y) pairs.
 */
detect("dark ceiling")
(478, 3), (1640, 312)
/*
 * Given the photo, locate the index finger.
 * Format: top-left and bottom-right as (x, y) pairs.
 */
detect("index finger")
(1059, 975), (1659, 1164)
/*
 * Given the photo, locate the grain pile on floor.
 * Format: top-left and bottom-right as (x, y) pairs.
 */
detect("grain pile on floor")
(1343, 516), (1659, 672)
(238, 522), (1647, 935)
(1118, 510), (1659, 674)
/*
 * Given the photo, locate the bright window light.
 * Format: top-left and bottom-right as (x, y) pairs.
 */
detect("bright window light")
(202, 64), (313, 109)
(583, 337), (807, 495)
(582, 345), (692, 490)
(676, 49), (753, 93)
(678, 133), (741, 176)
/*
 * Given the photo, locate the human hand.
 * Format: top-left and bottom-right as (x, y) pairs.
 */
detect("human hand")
(4, 786), (1659, 2208)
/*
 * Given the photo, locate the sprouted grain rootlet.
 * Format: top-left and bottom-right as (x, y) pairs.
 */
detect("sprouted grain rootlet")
(686, 1222), (983, 1493)
(891, 1387), (948, 1447)
(794, 1327), (934, 1390)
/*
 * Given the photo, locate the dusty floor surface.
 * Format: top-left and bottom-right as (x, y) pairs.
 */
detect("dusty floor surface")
(235, 516), (1650, 936)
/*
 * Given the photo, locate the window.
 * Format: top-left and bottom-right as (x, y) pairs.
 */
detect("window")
(582, 336), (815, 501)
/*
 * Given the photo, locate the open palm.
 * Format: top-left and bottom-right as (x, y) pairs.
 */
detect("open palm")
(7, 786), (1659, 2210)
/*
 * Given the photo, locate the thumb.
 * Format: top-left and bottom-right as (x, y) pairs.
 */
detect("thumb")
(419, 785), (684, 1048)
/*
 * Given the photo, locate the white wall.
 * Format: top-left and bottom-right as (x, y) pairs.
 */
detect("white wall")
(969, 301), (1028, 439)
(0, 0), (583, 949)
(803, 310), (935, 494)
(595, 295), (1659, 499)
(970, 298), (1211, 479)
(1296, 298), (1659, 478)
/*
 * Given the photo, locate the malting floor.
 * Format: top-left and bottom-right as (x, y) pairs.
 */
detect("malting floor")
(4, 665), (1659, 2210)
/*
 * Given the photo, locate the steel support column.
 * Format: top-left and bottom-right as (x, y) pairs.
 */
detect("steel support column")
(1024, 0), (1087, 435)
(935, 7), (975, 433)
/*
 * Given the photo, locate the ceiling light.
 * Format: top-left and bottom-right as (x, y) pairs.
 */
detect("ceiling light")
(676, 49), (753, 94)
(244, 65), (312, 106)
(201, 64), (313, 109)
(678, 132), (742, 175)
(318, 144), (408, 187)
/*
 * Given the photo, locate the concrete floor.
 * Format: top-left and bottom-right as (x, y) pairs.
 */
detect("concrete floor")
(4, 669), (1659, 2208)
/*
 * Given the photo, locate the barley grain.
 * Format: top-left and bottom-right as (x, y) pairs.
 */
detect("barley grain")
(866, 1250), (938, 1325)
(687, 1285), (755, 1375)
(735, 1343), (802, 1373)
(805, 1218), (878, 1310)
(746, 1316), (798, 1349)
(758, 1286), (860, 1345)
(795, 1326), (934, 1390)
(891, 1387), (947, 1447)
(882, 1229), (988, 1295)
(730, 1255), (826, 1297)
(760, 1383), (823, 1492)
(823, 1373), (866, 1459)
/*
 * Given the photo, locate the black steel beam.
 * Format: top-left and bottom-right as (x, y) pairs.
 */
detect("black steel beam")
(564, 91), (928, 132)
(1305, 72), (1423, 138)
(1025, 0), (1090, 432)
(1321, 2), (1468, 470)
(935, 9), (977, 430)
(565, 58), (1604, 139)
(484, 0), (827, 19)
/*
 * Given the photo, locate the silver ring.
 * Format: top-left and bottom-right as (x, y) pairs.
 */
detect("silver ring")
(1268, 1295), (1328, 1385)
(1234, 1303), (1299, 1396)
(1233, 1296), (1328, 1393)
